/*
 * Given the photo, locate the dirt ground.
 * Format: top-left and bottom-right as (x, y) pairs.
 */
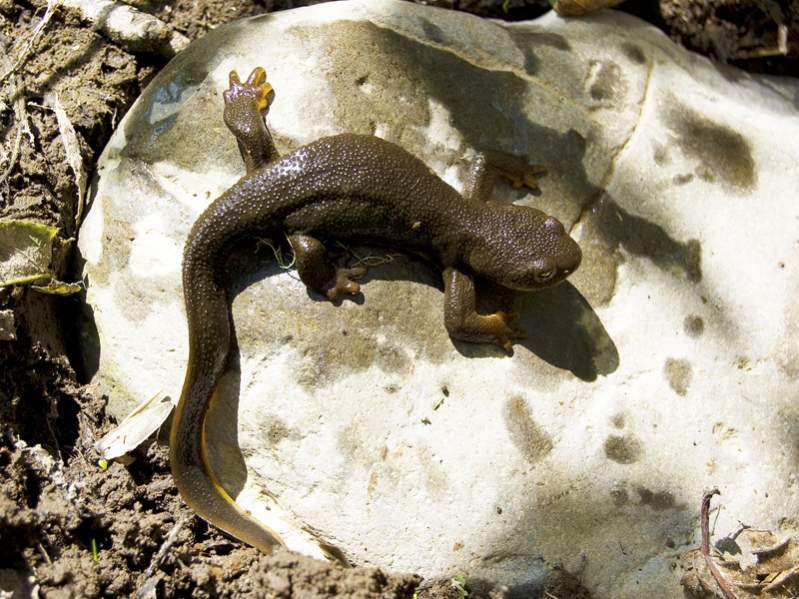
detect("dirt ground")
(0, 0), (797, 597)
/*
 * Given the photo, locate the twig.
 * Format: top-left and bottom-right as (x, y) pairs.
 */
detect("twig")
(700, 489), (738, 599)
(732, 24), (791, 59)
(752, 536), (792, 558)
(37, 542), (52, 565)
(0, 0), (61, 86)
(711, 502), (721, 536)
(0, 118), (22, 189)
(143, 514), (190, 578)
(552, 0), (625, 17)
(136, 515), (191, 597)
(764, 563), (799, 593)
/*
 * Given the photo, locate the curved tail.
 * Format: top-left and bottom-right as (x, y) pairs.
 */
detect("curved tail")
(169, 245), (284, 553)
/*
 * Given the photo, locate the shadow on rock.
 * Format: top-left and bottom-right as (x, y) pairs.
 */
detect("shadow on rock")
(514, 282), (617, 382)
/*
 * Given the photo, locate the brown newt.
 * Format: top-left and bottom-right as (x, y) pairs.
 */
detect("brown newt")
(169, 67), (582, 556)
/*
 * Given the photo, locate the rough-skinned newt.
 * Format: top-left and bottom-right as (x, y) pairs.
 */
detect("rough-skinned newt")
(169, 67), (582, 557)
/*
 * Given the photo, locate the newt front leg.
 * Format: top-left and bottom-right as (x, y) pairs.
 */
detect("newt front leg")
(443, 267), (520, 353)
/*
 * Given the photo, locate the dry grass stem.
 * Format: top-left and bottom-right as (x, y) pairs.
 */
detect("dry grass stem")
(45, 92), (87, 227)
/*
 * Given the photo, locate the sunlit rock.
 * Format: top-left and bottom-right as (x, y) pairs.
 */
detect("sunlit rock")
(78, 1), (799, 595)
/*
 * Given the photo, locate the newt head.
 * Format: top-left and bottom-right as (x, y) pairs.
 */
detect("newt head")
(225, 67), (274, 114)
(466, 204), (582, 290)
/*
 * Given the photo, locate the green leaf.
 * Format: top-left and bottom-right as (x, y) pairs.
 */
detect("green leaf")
(31, 279), (83, 295)
(451, 575), (468, 598)
(0, 219), (60, 288)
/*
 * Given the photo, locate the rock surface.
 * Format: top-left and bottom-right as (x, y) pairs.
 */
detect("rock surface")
(78, 0), (799, 596)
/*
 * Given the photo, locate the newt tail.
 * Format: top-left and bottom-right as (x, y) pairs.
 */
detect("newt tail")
(169, 206), (284, 551)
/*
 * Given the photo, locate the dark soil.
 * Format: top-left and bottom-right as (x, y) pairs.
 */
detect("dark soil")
(0, 0), (795, 597)
(660, 0), (799, 75)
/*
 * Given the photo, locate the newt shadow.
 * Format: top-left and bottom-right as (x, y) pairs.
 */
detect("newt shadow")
(233, 237), (615, 382)
(216, 240), (616, 499)
(453, 279), (617, 383)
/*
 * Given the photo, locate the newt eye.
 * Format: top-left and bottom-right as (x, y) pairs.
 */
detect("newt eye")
(534, 268), (556, 283)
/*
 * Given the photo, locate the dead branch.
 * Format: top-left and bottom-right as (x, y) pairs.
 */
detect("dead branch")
(752, 536), (792, 559)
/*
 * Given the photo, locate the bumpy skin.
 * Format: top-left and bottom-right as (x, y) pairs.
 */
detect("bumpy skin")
(170, 68), (582, 557)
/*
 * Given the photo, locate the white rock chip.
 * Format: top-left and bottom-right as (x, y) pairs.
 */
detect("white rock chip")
(78, 0), (799, 595)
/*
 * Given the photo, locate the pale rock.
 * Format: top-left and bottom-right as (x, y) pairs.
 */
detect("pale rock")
(77, 1), (799, 596)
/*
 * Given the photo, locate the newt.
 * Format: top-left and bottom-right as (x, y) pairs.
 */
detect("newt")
(169, 67), (582, 555)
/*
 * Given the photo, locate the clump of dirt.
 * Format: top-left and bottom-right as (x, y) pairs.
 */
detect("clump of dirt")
(225, 551), (421, 598)
(541, 566), (594, 599)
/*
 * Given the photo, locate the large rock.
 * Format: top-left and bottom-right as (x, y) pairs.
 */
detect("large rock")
(78, 0), (799, 596)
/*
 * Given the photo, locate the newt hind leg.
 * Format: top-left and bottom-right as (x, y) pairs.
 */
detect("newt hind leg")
(463, 150), (547, 202)
(288, 234), (367, 301)
(223, 66), (279, 173)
